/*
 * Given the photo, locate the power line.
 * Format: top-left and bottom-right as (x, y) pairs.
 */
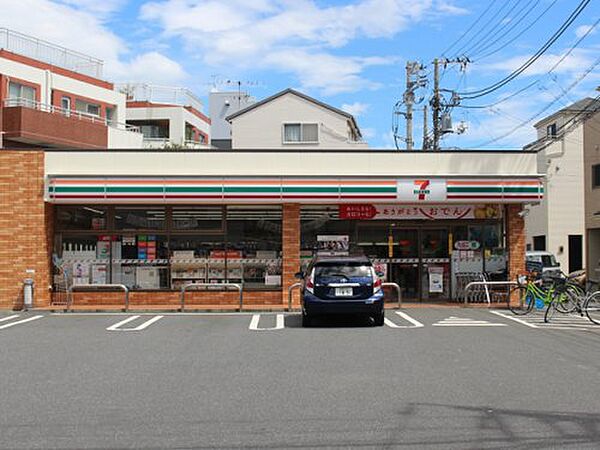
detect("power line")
(474, 0), (559, 61)
(457, 0), (591, 100)
(462, 0), (531, 58)
(471, 56), (600, 147)
(458, 16), (600, 110)
(441, 0), (499, 57)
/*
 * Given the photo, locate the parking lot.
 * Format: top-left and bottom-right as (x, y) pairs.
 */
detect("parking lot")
(2, 308), (600, 449)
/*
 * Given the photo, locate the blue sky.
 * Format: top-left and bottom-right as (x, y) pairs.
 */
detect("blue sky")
(3, 0), (599, 148)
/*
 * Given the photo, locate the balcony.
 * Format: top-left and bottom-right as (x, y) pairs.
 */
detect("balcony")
(1, 98), (141, 149)
(0, 28), (103, 78)
(116, 83), (205, 113)
(142, 137), (212, 150)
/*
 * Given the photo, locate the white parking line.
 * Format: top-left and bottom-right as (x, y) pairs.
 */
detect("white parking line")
(0, 315), (43, 330)
(106, 315), (164, 331)
(0, 315), (20, 323)
(249, 314), (285, 331)
(433, 316), (507, 327)
(490, 310), (539, 328)
(384, 311), (425, 329)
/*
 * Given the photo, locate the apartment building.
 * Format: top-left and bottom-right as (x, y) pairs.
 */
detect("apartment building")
(0, 28), (142, 149)
(525, 97), (600, 277)
(226, 89), (368, 149)
(117, 83), (211, 149)
(209, 90), (256, 149)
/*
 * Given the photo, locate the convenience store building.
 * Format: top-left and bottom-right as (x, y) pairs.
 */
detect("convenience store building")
(0, 148), (542, 309)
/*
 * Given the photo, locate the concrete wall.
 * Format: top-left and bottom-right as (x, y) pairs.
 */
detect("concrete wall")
(209, 91), (254, 141)
(45, 150), (540, 177)
(108, 126), (144, 148)
(230, 93), (367, 149)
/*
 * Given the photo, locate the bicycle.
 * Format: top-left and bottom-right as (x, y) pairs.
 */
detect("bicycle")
(508, 271), (583, 315)
(545, 278), (600, 324)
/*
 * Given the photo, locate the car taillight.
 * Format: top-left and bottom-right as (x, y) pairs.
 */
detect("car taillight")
(306, 270), (315, 294)
(372, 268), (382, 293)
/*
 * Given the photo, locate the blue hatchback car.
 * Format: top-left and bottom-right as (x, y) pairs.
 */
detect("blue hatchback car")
(296, 256), (384, 327)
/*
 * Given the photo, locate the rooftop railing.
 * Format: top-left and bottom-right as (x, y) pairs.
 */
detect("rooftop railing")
(116, 83), (204, 113)
(0, 28), (103, 79)
(3, 98), (141, 133)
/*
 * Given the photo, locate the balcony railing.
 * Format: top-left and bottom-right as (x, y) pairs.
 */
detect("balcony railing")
(116, 83), (204, 113)
(0, 28), (103, 79)
(143, 138), (212, 149)
(3, 98), (141, 133)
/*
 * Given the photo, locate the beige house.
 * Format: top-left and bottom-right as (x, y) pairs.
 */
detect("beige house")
(525, 97), (600, 277)
(226, 89), (367, 149)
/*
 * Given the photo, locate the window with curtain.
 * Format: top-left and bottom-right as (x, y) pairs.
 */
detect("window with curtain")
(283, 123), (318, 143)
(8, 82), (35, 103)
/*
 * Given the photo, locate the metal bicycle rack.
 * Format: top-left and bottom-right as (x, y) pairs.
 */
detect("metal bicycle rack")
(287, 282), (402, 311)
(288, 282), (303, 311)
(463, 281), (517, 306)
(382, 282), (402, 308)
(180, 282), (243, 312)
(67, 284), (129, 312)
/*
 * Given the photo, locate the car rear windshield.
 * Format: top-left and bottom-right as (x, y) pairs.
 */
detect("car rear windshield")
(541, 255), (558, 267)
(314, 262), (372, 279)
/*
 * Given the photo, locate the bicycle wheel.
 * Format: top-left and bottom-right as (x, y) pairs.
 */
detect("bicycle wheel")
(556, 282), (583, 313)
(544, 300), (557, 323)
(584, 291), (600, 325)
(554, 287), (579, 314)
(508, 286), (535, 315)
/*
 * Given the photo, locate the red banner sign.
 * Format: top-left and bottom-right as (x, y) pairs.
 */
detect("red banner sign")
(339, 204), (377, 220)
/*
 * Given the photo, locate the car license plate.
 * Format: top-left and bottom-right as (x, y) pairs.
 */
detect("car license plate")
(335, 287), (353, 297)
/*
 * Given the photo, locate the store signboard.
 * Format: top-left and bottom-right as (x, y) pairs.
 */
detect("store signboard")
(398, 179), (447, 202)
(428, 266), (444, 293)
(316, 235), (349, 256)
(454, 240), (481, 250)
(340, 204), (502, 220)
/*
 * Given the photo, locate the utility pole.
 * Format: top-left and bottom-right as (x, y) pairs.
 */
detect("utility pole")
(404, 62), (414, 150)
(422, 105), (429, 150)
(432, 58), (441, 151)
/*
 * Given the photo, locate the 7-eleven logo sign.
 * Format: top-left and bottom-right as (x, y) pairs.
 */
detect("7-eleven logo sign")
(413, 179), (431, 201)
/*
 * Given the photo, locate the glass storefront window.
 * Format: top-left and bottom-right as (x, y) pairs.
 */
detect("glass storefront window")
(115, 207), (165, 230)
(421, 229), (449, 258)
(172, 206), (224, 231)
(55, 206), (107, 230)
(112, 234), (169, 289)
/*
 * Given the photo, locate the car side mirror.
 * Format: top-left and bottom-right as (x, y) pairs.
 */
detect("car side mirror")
(294, 271), (304, 279)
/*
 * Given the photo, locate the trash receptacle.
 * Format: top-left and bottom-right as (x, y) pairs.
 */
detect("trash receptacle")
(23, 278), (34, 309)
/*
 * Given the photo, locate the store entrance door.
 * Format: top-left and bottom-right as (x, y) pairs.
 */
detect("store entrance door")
(388, 228), (420, 301)
(419, 228), (451, 301)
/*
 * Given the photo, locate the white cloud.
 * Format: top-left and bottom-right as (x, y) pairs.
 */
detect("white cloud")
(341, 102), (369, 117)
(140, 0), (465, 94)
(575, 24), (597, 39)
(0, 0), (188, 86)
(486, 49), (594, 77)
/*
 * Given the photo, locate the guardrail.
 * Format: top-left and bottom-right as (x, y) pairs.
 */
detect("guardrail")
(67, 284), (129, 312)
(287, 282), (303, 311)
(463, 281), (517, 306)
(382, 282), (402, 308)
(180, 283), (243, 312)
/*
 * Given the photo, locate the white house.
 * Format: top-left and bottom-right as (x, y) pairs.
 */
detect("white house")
(226, 89), (368, 150)
(525, 97), (600, 276)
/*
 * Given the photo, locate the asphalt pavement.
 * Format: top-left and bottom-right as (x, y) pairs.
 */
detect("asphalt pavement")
(1, 308), (600, 449)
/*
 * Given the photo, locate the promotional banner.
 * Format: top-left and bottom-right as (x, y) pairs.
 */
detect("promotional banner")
(339, 204), (501, 220)
(316, 235), (349, 256)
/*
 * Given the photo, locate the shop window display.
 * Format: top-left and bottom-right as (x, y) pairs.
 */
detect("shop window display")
(115, 207), (166, 230)
(56, 206), (107, 230)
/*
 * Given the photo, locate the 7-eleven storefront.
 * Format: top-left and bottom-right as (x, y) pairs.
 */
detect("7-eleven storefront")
(0, 150), (542, 310)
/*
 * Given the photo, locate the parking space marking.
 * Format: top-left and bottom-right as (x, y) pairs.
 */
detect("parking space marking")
(384, 311), (425, 329)
(0, 315), (20, 323)
(433, 316), (507, 327)
(490, 310), (600, 331)
(0, 315), (43, 330)
(249, 314), (285, 331)
(106, 315), (164, 332)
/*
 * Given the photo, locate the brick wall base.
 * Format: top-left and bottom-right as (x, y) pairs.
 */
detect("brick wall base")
(507, 204), (526, 306)
(0, 150), (52, 310)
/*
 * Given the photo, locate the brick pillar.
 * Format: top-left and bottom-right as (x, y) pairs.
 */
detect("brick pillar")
(506, 204), (526, 306)
(0, 150), (52, 309)
(282, 203), (301, 306)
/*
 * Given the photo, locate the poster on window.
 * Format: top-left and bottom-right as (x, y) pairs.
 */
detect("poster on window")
(317, 235), (349, 256)
(428, 266), (444, 293)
